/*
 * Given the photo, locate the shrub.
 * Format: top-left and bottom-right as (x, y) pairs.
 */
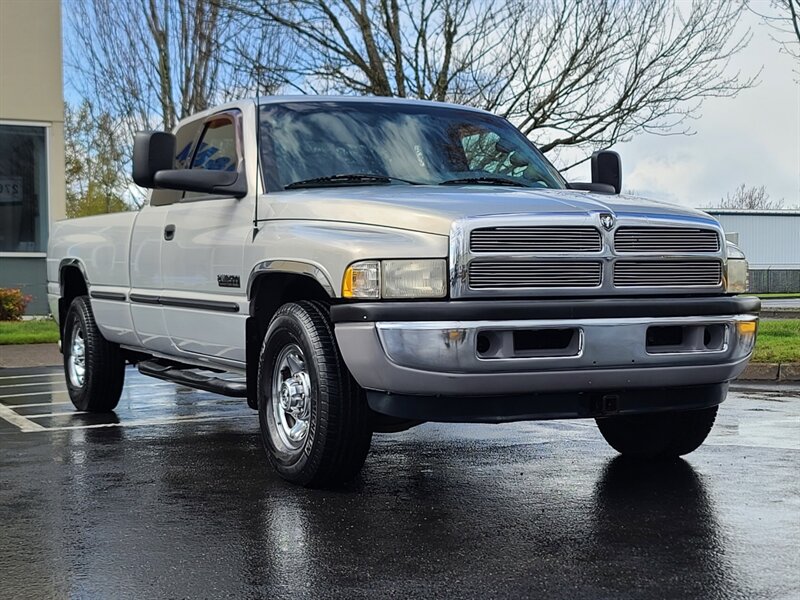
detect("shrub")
(0, 288), (32, 321)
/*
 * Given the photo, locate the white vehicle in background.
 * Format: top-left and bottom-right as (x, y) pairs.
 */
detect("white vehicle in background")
(47, 97), (759, 487)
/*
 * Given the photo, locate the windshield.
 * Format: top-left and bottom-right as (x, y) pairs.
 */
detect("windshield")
(258, 101), (566, 192)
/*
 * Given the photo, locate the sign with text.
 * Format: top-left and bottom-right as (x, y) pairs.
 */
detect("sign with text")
(0, 177), (23, 204)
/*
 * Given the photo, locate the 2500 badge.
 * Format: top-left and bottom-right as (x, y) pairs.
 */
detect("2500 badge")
(217, 274), (240, 288)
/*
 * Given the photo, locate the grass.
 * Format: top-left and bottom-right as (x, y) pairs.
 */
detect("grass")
(0, 316), (798, 363)
(0, 319), (59, 345)
(753, 319), (800, 363)
(756, 293), (800, 299)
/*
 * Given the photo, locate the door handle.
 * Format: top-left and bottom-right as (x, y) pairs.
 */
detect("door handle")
(164, 224), (176, 241)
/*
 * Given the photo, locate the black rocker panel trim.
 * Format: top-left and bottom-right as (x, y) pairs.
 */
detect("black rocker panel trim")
(129, 293), (161, 305)
(129, 293), (239, 313)
(89, 291), (127, 301)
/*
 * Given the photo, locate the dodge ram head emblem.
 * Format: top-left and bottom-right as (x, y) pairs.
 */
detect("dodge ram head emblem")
(599, 213), (615, 230)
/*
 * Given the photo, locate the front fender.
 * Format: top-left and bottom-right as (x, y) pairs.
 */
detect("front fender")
(245, 221), (449, 298)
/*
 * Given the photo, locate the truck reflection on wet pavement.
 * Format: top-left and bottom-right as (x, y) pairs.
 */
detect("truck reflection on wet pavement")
(1, 367), (798, 599)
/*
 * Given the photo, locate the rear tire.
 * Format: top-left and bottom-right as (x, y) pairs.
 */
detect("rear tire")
(257, 301), (372, 487)
(596, 406), (718, 459)
(62, 295), (125, 412)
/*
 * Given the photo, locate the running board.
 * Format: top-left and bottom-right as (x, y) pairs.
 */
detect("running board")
(138, 360), (247, 398)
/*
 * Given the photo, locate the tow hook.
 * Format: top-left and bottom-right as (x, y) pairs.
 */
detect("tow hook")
(591, 393), (620, 416)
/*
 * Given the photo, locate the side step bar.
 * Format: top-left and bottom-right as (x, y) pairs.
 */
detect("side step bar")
(138, 360), (247, 398)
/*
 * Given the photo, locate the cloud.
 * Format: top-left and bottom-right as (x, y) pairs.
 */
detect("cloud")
(562, 10), (800, 209)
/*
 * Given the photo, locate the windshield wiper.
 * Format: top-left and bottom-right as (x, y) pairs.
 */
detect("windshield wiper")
(285, 174), (420, 190)
(439, 176), (530, 187)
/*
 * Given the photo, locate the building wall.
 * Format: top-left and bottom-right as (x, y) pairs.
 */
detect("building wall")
(0, 0), (65, 314)
(0, 257), (48, 313)
(706, 211), (800, 293)
(708, 212), (800, 268)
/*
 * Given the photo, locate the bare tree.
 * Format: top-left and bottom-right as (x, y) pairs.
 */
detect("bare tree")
(716, 184), (785, 210)
(65, 0), (290, 203)
(232, 0), (756, 166)
(750, 0), (800, 66)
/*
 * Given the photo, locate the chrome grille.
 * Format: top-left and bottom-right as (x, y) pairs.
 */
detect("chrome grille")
(469, 261), (602, 289)
(470, 226), (601, 253)
(615, 227), (720, 253)
(614, 261), (722, 287)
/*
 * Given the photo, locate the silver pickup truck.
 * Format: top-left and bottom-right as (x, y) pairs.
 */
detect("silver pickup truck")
(47, 96), (759, 486)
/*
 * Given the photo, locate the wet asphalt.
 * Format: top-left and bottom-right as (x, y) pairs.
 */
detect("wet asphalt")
(0, 367), (798, 600)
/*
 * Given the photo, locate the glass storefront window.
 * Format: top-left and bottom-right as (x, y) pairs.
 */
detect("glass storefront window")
(0, 125), (48, 252)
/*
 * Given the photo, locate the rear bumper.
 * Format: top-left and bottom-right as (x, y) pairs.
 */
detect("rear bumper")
(331, 296), (759, 399)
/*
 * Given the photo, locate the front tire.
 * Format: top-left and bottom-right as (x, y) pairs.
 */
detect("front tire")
(62, 295), (125, 412)
(257, 301), (372, 487)
(596, 406), (718, 459)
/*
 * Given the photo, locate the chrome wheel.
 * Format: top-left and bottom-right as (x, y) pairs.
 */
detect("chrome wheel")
(67, 325), (86, 387)
(270, 344), (312, 451)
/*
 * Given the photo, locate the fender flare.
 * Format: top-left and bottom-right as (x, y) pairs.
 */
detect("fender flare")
(58, 257), (90, 295)
(246, 260), (336, 300)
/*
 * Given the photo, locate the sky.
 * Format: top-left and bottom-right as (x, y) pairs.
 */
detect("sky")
(62, 3), (797, 211)
(564, 8), (800, 210)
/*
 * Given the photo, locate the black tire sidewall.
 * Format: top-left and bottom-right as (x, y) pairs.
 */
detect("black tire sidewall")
(63, 299), (91, 411)
(258, 311), (325, 479)
(62, 296), (123, 413)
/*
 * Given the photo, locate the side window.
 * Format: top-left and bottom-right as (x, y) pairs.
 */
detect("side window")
(149, 119), (203, 207)
(190, 119), (238, 172)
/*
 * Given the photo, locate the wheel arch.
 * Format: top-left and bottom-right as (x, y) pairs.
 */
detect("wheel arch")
(58, 258), (90, 340)
(245, 262), (336, 409)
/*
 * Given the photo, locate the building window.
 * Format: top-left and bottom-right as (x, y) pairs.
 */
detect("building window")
(0, 125), (48, 252)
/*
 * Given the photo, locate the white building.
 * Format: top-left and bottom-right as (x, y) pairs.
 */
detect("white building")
(704, 209), (800, 293)
(0, 0), (66, 314)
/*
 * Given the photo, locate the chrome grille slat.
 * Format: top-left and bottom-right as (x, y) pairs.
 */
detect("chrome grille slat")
(471, 226), (601, 253)
(454, 218), (726, 297)
(469, 261), (602, 289)
(614, 261), (722, 287)
(615, 227), (719, 253)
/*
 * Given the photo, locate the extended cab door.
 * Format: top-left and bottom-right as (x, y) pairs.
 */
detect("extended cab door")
(159, 110), (252, 365)
(129, 118), (204, 355)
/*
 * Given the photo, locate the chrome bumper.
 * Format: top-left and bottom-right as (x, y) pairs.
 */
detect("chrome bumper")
(334, 314), (758, 396)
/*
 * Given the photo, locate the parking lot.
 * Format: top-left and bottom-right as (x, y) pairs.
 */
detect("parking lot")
(1, 366), (798, 599)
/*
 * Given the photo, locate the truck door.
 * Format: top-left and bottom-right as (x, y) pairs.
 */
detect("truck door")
(129, 119), (203, 355)
(160, 110), (251, 365)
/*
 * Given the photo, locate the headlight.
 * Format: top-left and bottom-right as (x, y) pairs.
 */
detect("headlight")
(342, 260), (381, 299)
(343, 259), (447, 299)
(725, 242), (748, 294)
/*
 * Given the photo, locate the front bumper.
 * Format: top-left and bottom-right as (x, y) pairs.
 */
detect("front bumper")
(331, 296), (759, 397)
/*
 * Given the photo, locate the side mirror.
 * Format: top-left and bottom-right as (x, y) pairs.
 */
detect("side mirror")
(591, 150), (622, 194)
(132, 130), (247, 198)
(132, 131), (176, 188)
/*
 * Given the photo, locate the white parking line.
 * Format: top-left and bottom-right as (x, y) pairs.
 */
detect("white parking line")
(36, 412), (253, 432)
(0, 390), (68, 399)
(0, 381), (174, 392)
(7, 400), (71, 408)
(27, 410), (87, 418)
(0, 404), (46, 432)
(0, 381), (69, 389)
(0, 373), (60, 380)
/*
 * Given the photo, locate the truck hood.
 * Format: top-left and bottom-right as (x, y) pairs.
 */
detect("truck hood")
(263, 185), (717, 236)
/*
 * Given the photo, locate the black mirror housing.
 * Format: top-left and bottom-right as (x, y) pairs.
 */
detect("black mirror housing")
(153, 169), (247, 198)
(133, 130), (247, 198)
(591, 150), (622, 194)
(132, 131), (176, 188)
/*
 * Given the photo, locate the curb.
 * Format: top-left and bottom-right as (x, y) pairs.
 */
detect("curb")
(738, 362), (800, 382)
(760, 309), (800, 320)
